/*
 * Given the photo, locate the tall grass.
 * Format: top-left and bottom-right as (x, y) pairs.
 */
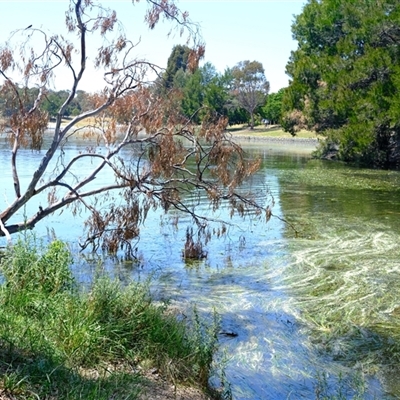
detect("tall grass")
(0, 235), (219, 399)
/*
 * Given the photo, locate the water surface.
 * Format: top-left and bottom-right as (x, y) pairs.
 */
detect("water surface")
(1, 136), (399, 399)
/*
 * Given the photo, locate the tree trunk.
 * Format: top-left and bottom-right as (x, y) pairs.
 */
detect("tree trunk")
(250, 113), (255, 130)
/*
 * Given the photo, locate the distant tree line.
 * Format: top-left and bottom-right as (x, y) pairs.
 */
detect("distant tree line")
(155, 45), (283, 128)
(0, 44), (286, 128)
(0, 87), (92, 120)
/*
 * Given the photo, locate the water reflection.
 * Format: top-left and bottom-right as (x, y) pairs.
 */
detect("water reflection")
(1, 136), (399, 398)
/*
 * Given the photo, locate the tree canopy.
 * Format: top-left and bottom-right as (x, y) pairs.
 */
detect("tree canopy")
(262, 88), (285, 125)
(231, 61), (270, 129)
(153, 48), (270, 128)
(282, 0), (400, 168)
(170, 61), (231, 123)
(161, 44), (192, 91)
(0, 0), (270, 256)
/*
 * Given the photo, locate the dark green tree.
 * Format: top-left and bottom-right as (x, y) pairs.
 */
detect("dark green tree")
(203, 79), (228, 119)
(283, 0), (400, 168)
(201, 63), (230, 120)
(41, 91), (67, 119)
(40, 90), (88, 119)
(181, 68), (203, 123)
(219, 68), (249, 125)
(163, 44), (192, 91)
(170, 61), (231, 123)
(231, 60), (270, 129)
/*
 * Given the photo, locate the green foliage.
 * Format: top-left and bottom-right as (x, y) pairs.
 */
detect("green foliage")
(41, 89), (86, 118)
(181, 69), (204, 123)
(202, 64), (231, 120)
(0, 86), (89, 120)
(262, 88), (285, 125)
(283, 0), (400, 168)
(0, 237), (219, 398)
(163, 44), (192, 91)
(158, 47), (261, 126)
(41, 91), (66, 118)
(226, 105), (249, 126)
(164, 57), (233, 123)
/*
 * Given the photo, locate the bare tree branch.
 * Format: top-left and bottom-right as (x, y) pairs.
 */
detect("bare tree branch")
(0, 0), (271, 256)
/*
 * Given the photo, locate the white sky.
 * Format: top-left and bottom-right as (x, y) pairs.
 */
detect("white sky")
(0, 0), (307, 93)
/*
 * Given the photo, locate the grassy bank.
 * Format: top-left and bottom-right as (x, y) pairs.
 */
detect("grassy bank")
(226, 124), (321, 140)
(44, 120), (318, 140)
(0, 236), (219, 399)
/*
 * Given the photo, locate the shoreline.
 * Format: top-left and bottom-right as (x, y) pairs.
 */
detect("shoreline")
(44, 121), (320, 145)
(231, 135), (319, 143)
(229, 133), (320, 144)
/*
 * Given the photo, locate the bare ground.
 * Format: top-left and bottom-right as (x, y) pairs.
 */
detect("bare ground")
(138, 373), (212, 400)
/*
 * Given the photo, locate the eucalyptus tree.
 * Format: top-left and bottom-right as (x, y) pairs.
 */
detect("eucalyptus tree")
(231, 60), (270, 129)
(0, 0), (270, 255)
(283, 0), (400, 168)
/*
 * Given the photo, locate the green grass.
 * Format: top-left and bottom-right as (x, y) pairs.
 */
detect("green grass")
(0, 235), (219, 399)
(226, 124), (322, 139)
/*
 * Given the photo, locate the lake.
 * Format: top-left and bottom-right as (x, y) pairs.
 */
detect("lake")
(1, 135), (400, 399)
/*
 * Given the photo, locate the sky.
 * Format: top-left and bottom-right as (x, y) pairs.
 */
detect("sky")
(0, 0), (307, 93)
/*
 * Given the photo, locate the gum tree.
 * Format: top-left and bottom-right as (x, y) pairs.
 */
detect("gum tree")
(231, 60), (270, 129)
(0, 0), (270, 255)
